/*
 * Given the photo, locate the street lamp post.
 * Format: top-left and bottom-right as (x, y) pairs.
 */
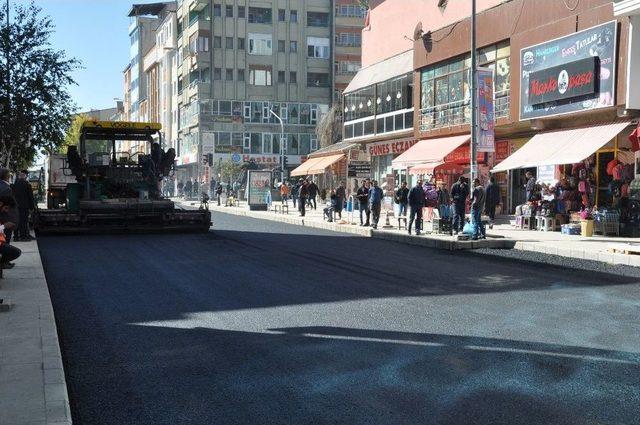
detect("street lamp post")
(269, 109), (285, 183)
(470, 0), (477, 184)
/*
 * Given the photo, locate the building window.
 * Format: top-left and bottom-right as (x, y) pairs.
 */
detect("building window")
(278, 9), (286, 22)
(290, 10), (297, 23)
(226, 68), (233, 80)
(278, 40), (285, 53)
(213, 4), (221, 17)
(213, 68), (222, 80)
(336, 32), (361, 47)
(278, 70), (285, 83)
(248, 33), (272, 55)
(226, 5), (233, 17)
(307, 37), (330, 59)
(290, 41), (297, 53)
(238, 6), (245, 18)
(307, 12), (328, 27)
(189, 34), (210, 54)
(225, 37), (234, 49)
(248, 7), (272, 24)
(307, 72), (329, 87)
(213, 36), (221, 48)
(336, 60), (361, 74)
(336, 5), (367, 18)
(237, 69), (245, 81)
(238, 37), (245, 50)
(249, 66), (272, 86)
(290, 71), (297, 84)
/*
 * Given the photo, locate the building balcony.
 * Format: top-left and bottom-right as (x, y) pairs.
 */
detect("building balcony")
(187, 81), (210, 99)
(188, 0), (208, 12)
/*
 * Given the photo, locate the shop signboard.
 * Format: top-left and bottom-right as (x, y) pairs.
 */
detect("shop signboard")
(495, 140), (511, 163)
(537, 164), (555, 184)
(520, 21), (616, 120)
(367, 139), (417, 157)
(348, 161), (371, 178)
(477, 67), (495, 153)
(247, 170), (272, 211)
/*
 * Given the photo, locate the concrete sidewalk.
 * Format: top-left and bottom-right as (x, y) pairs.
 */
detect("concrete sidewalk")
(182, 198), (640, 267)
(0, 240), (72, 425)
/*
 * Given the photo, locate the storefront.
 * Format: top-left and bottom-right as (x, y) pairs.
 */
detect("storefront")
(367, 138), (417, 187)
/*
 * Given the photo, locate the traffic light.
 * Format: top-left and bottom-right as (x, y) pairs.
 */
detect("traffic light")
(207, 153), (214, 166)
(283, 156), (288, 168)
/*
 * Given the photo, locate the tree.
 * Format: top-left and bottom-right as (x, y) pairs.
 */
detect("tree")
(58, 113), (90, 154)
(214, 159), (243, 184)
(0, 2), (80, 168)
(315, 104), (342, 148)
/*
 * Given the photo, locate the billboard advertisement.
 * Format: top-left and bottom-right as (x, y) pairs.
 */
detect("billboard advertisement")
(247, 170), (272, 210)
(477, 67), (495, 153)
(520, 21), (616, 120)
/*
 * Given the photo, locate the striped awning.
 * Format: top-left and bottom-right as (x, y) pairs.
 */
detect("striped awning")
(492, 121), (632, 172)
(290, 154), (345, 176)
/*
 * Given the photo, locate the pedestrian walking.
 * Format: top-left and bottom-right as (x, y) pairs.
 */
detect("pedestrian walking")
(395, 182), (409, 216)
(450, 176), (469, 235)
(307, 179), (319, 210)
(485, 176), (501, 229)
(280, 182), (290, 204)
(436, 181), (450, 220)
(12, 171), (35, 241)
(408, 179), (426, 235)
(368, 180), (383, 230)
(356, 180), (370, 226)
(291, 180), (300, 208)
(470, 178), (486, 240)
(215, 184), (223, 206)
(335, 181), (346, 220)
(210, 177), (217, 199)
(184, 178), (193, 199)
(298, 179), (309, 216)
(177, 180), (184, 197)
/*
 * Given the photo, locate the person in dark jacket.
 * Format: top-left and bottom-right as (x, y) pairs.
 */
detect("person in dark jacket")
(323, 190), (338, 222)
(298, 180), (309, 216)
(291, 180), (300, 208)
(184, 179), (193, 199)
(395, 182), (409, 216)
(0, 168), (17, 244)
(356, 180), (370, 226)
(525, 171), (536, 201)
(368, 180), (384, 229)
(450, 176), (469, 235)
(0, 196), (20, 268)
(485, 176), (501, 229)
(307, 179), (319, 210)
(408, 179), (426, 235)
(470, 178), (486, 240)
(215, 183), (223, 206)
(12, 171), (35, 241)
(335, 181), (346, 219)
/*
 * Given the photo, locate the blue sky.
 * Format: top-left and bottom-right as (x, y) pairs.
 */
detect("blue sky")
(15, 0), (149, 112)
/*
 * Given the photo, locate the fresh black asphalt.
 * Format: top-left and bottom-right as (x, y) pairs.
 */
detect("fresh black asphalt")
(38, 211), (640, 425)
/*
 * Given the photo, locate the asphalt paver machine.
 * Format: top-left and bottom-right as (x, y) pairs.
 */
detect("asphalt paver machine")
(35, 121), (211, 234)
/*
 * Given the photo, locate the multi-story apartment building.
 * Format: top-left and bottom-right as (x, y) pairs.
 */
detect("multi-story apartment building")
(173, 0), (332, 182)
(332, 0), (365, 101)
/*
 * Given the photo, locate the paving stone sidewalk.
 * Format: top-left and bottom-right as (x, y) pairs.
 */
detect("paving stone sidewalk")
(0, 240), (72, 425)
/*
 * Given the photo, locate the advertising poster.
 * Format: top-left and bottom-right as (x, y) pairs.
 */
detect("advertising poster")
(247, 170), (272, 210)
(477, 67), (495, 153)
(520, 21), (616, 120)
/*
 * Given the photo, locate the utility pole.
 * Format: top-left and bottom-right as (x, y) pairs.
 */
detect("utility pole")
(470, 0), (477, 184)
(269, 109), (285, 183)
(2, 0), (9, 167)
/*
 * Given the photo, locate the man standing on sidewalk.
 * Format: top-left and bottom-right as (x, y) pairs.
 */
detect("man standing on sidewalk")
(12, 171), (35, 241)
(298, 180), (309, 217)
(356, 180), (370, 226)
(335, 181), (346, 220)
(450, 176), (469, 235)
(368, 180), (383, 230)
(408, 179), (426, 235)
(485, 176), (500, 229)
(471, 178), (486, 240)
(395, 181), (409, 216)
(291, 180), (300, 209)
(307, 179), (319, 210)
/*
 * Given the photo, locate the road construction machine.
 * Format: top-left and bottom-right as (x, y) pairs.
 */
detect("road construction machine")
(34, 121), (211, 234)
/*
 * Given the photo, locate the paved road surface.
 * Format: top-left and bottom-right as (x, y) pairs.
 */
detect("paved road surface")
(38, 211), (640, 425)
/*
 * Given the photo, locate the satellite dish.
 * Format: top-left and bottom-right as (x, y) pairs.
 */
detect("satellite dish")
(413, 22), (424, 41)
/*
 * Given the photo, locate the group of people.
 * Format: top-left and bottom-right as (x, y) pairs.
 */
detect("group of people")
(394, 175), (500, 240)
(279, 178), (321, 217)
(0, 168), (34, 269)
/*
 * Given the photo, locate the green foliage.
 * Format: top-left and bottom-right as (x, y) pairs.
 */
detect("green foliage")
(315, 104), (342, 148)
(215, 159), (243, 183)
(58, 113), (90, 154)
(0, 1), (80, 169)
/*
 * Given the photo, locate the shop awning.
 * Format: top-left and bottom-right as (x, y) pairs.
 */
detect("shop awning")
(290, 154), (344, 176)
(392, 135), (470, 169)
(344, 50), (413, 94)
(492, 121), (631, 172)
(408, 161), (444, 175)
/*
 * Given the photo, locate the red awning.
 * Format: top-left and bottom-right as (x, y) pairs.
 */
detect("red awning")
(408, 161), (443, 175)
(392, 135), (470, 169)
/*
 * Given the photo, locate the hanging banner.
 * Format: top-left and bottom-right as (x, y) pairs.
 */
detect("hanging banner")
(477, 67), (495, 153)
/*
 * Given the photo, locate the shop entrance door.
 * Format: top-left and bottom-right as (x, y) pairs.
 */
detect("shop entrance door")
(596, 151), (615, 208)
(510, 167), (535, 211)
